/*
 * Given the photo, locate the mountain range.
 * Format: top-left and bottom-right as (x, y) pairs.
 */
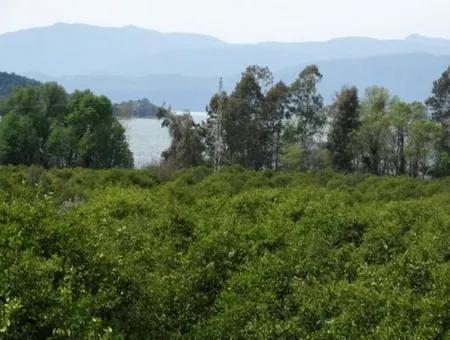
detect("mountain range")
(1, 23), (450, 110)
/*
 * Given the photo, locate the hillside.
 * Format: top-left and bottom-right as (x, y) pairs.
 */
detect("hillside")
(34, 53), (450, 108)
(2, 24), (450, 109)
(2, 24), (450, 77)
(0, 71), (40, 97)
(0, 71), (41, 115)
(0, 23), (225, 76)
(1, 166), (449, 338)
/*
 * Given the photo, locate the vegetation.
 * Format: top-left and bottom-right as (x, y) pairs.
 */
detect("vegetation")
(0, 83), (133, 168)
(2, 22), (450, 340)
(0, 166), (449, 338)
(157, 107), (204, 169)
(0, 72), (41, 115)
(113, 98), (160, 119)
(157, 65), (450, 178)
(2, 64), (450, 177)
(0, 72), (40, 98)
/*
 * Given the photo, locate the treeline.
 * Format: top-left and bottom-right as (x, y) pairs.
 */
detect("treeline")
(160, 65), (450, 177)
(0, 83), (133, 168)
(113, 98), (160, 118)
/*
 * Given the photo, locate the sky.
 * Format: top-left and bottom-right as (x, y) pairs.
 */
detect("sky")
(1, 0), (449, 43)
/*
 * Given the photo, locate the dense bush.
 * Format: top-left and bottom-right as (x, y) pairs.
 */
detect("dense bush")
(1, 167), (449, 338)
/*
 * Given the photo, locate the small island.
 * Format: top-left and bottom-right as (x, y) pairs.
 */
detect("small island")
(113, 98), (160, 119)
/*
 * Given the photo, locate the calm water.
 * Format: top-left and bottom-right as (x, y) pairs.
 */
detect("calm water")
(120, 113), (207, 168)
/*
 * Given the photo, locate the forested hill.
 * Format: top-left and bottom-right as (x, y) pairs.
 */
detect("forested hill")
(113, 98), (160, 118)
(0, 71), (40, 97)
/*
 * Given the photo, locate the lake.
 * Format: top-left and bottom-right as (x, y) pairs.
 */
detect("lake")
(120, 113), (207, 168)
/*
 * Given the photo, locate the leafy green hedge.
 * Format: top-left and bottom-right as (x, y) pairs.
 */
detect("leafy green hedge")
(1, 167), (449, 338)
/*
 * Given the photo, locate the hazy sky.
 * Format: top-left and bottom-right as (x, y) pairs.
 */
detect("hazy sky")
(1, 0), (449, 43)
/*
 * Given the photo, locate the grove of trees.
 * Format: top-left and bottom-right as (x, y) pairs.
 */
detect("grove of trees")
(161, 65), (450, 178)
(0, 83), (133, 168)
(2, 65), (450, 177)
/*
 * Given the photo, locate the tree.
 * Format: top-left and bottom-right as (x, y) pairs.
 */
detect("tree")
(426, 66), (450, 174)
(244, 65), (274, 94)
(389, 100), (426, 175)
(41, 82), (68, 124)
(356, 87), (392, 175)
(65, 90), (133, 168)
(327, 87), (360, 172)
(406, 120), (443, 178)
(426, 66), (450, 127)
(281, 143), (303, 170)
(265, 81), (289, 170)
(205, 87), (228, 169)
(107, 120), (134, 168)
(0, 112), (41, 165)
(222, 72), (269, 169)
(158, 108), (204, 169)
(46, 125), (76, 167)
(0, 87), (47, 165)
(0, 85), (133, 168)
(286, 65), (325, 170)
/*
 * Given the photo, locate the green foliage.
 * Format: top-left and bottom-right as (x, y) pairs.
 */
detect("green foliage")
(0, 85), (133, 168)
(0, 112), (42, 165)
(222, 72), (268, 169)
(426, 66), (450, 174)
(327, 86), (360, 171)
(286, 65), (325, 150)
(201, 65), (450, 176)
(1, 166), (449, 338)
(0, 71), (40, 99)
(205, 65), (325, 171)
(406, 119), (443, 177)
(265, 81), (289, 170)
(281, 143), (303, 170)
(158, 108), (205, 169)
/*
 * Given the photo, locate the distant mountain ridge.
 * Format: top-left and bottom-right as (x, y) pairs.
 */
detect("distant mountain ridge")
(1, 23), (450, 110)
(33, 53), (450, 110)
(0, 23), (226, 76)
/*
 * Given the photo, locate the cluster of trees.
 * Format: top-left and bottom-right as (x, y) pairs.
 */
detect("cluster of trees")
(161, 65), (450, 177)
(1, 166), (449, 338)
(0, 72), (41, 115)
(0, 83), (133, 168)
(113, 98), (160, 118)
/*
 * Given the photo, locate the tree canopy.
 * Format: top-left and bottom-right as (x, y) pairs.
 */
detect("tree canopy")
(161, 64), (450, 178)
(0, 84), (133, 168)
